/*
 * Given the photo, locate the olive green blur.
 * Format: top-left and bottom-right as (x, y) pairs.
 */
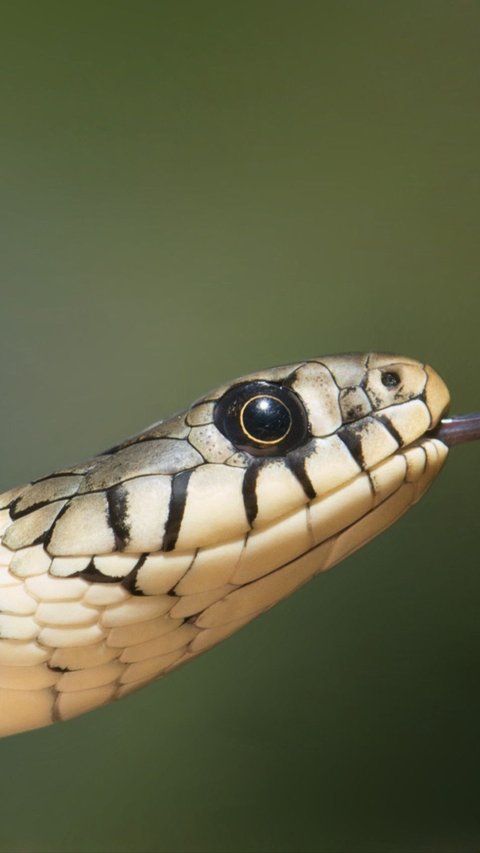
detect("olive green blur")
(0, 2), (479, 851)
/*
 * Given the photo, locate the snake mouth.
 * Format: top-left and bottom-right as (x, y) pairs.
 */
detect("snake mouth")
(429, 412), (480, 447)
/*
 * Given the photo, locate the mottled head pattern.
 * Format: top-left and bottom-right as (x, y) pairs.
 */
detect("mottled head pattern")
(0, 353), (450, 735)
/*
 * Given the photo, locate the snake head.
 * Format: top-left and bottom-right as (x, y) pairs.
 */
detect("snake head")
(0, 352), (452, 560)
(0, 351), (469, 736)
(168, 352), (451, 550)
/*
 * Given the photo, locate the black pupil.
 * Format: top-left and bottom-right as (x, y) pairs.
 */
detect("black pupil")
(381, 371), (400, 388)
(241, 396), (291, 444)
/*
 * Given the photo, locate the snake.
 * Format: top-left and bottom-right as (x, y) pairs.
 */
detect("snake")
(0, 351), (478, 737)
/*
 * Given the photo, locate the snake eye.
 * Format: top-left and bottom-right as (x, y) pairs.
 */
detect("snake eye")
(214, 381), (309, 456)
(381, 371), (401, 388)
(240, 395), (291, 444)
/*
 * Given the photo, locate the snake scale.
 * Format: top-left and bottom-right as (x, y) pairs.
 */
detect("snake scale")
(0, 352), (477, 737)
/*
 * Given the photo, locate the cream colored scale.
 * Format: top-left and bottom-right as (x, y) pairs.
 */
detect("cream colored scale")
(0, 352), (475, 737)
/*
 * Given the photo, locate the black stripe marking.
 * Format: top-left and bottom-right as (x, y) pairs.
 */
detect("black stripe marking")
(242, 463), (261, 527)
(337, 425), (365, 469)
(365, 471), (376, 499)
(163, 469), (192, 552)
(51, 697), (62, 724)
(106, 484), (130, 551)
(122, 553), (147, 596)
(34, 501), (71, 548)
(418, 389), (429, 411)
(79, 559), (124, 584)
(376, 414), (404, 447)
(286, 450), (316, 500)
(8, 497), (23, 518)
(10, 496), (68, 520)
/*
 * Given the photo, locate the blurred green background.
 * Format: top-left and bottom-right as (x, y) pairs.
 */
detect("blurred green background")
(0, 2), (479, 851)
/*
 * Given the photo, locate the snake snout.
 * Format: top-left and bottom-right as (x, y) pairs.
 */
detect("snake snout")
(423, 364), (451, 429)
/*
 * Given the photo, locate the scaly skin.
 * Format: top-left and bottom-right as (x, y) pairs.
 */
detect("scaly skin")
(0, 353), (452, 736)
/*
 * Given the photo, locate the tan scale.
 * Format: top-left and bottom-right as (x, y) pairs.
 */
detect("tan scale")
(0, 350), (475, 738)
(107, 615), (184, 649)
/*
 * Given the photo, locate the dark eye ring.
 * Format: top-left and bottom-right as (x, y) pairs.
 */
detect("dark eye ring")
(381, 371), (401, 388)
(214, 381), (309, 457)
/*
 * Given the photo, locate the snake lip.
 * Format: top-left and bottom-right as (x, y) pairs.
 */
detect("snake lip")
(429, 412), (480, 447)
